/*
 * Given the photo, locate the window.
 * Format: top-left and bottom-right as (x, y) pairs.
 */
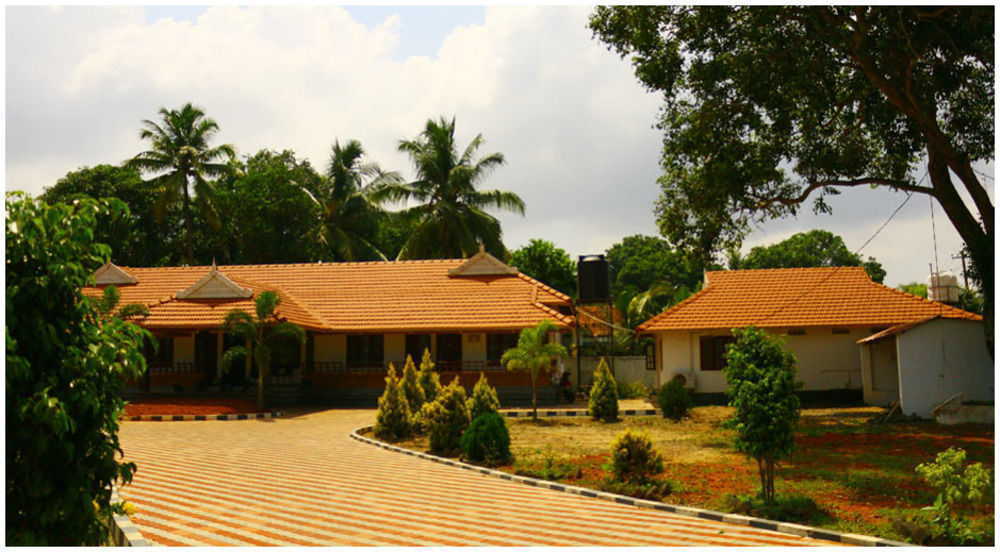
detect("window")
(436, 334), (463, 369)
(832, 327), (849, 335)
(487, 333), (519, 365)
(787, 328), (806, 336)
(270, 335), (302, 375)
(143, 337), (174, 366)
(347, 334), (384, 367)
(405, 334), (431, 362)
(699, 336), (736, 372)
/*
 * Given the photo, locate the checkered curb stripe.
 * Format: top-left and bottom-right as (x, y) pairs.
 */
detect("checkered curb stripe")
(123, 411), (284, 422)
(351, 426), (907, 547)
(111, 484), (150, 546)
(502, 408), (660, 418)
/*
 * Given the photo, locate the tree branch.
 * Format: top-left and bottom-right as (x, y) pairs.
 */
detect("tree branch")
(756, 177), (935, 209)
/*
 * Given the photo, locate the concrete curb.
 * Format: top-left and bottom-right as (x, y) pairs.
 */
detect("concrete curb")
(122, 411), (284, 422)
(501, 407), (659, 418)
(110, 484), (150, 546)
(351, 426), (908, 547)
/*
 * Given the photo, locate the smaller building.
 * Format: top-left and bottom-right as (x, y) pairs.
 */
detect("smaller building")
(637, 267), (984, 408)
(858, 316), (993, 419)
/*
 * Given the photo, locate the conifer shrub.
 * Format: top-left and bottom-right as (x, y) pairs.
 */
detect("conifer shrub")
(460, 411), (512, 466)
(657, 378), (693, 421)
(609, 428), (665, 483)
(417, 348), (442, 402)
(467, 372), (501, 420)
(400, 354), (426, 413)
(374, 363), (412, 440)
(421, 376), (471, 456)
(588, 358), (619, 421)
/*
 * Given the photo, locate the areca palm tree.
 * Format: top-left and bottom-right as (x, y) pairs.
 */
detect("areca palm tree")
(501, 319), (568, 420)
(126, 103), (235, 264)
(373, 117), (524, 259)
(303, 139), (393, 261)
(222, 291), (305, 411)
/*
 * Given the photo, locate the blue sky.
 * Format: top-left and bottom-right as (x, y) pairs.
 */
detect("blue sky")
(144, 5), (486, 61)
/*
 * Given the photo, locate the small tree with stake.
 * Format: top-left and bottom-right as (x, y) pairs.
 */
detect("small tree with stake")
(501, 319), (568, 420)
(723, 326), (801, 505)
(222, 290), (305, 411)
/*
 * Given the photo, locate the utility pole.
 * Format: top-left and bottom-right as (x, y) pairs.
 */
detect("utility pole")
(951, 252), (970, 290)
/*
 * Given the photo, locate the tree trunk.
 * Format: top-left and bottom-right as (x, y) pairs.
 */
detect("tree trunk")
(181, 174), (195, 265)
(927, 147), (994, 358)
(531, 371), (538, 421)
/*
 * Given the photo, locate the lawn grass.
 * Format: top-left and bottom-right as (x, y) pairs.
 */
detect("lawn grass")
(391, 402), (994, 543)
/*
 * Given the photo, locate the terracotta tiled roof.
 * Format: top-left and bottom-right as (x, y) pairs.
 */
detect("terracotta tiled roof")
(637, 267), (980, 333)
(83, 260), (574, 333)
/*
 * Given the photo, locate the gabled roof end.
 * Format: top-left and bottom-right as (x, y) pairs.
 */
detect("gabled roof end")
(176, 262), (253, 299)
(448, 247), (519, 277)
(94, 262), (138, 285)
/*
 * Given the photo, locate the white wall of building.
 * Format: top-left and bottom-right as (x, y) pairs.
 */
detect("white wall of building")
(384, 334), (406, 364)
(656, 327), (868, 394)
(861, 337), (900, 407)
(313, 334), (346, 364)
(896, 318), (994, 418)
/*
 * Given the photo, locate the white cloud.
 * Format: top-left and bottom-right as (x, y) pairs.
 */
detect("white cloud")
(4, 5), (989, 287)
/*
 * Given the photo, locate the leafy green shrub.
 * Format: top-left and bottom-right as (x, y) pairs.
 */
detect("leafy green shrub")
(609, 428), (664, 483)
(460, 412), (512, 465)
(7, 195), (150, 545)
(616, 379), (650, 399)
(467, 372), (501, 420)
(417, 348), (442, 402)
(657, 378), (693, 420)
(723, 326), (801, 505)
(400, 355), (426, 413)
(600, 478), (672, 501)
(374, 363), (412, 440)
(724, 494), (829, 525)
(914, 447), (994, 545)
(588, 357), (619, 421)
(421, 377), (471, 456)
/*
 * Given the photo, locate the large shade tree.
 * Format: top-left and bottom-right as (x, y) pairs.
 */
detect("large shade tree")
(126, 103), (236, 264)
(509, 239), (577, 297)
(377, 117), (525, 259)
(590, 6), (994, 352)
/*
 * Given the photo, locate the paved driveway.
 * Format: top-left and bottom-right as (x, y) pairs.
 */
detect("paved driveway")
(118, 409), (829, 546)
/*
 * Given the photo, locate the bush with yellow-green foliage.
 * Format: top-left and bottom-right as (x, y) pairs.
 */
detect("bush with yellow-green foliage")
(610, 428), (664, 483)
(400, 355), (426, 413)
(467, 372), (501, 420)
(417, 348), (442, 402)
(421, 376), (471, 456)
(374, 363), (412, 440)
(588, 358), (619, 421)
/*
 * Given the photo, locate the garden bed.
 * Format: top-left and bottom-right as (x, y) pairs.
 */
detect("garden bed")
(123, 397), (265, 417)
(390, 405), (994, 543)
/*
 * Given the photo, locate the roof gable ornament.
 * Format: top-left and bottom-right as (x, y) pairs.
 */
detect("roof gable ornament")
(448, 245), (519, 277)
(176, 261), (253, 300)
(94, 261), (138, 285)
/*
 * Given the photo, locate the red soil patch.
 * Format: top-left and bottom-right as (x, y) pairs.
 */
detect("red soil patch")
(124, 397), (263, 417)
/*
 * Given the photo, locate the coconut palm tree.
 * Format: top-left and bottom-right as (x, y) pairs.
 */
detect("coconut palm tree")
(501, 319), (568, 420)
(221, 291), (305, 411)
(373, 116), (524, 259)
(126, 103), (235, 264)
(303, 139), (394, 261)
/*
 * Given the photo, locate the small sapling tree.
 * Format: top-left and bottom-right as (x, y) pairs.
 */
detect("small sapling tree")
(374, 363), (413, 440)
(467, 372), (501, 420)
(501, 319), (568, 420)
(723, 326), (801, 505)
(417, 348), (442, 402)
(915, 447), (993, 544)
(589, 357), (620, 421)
(400, 354), (426, 413)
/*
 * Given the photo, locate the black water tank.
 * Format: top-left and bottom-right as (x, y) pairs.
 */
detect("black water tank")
(577, 255), (610, 303)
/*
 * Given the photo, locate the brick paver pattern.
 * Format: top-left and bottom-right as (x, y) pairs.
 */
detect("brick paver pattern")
(118, 409), (829, 546)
